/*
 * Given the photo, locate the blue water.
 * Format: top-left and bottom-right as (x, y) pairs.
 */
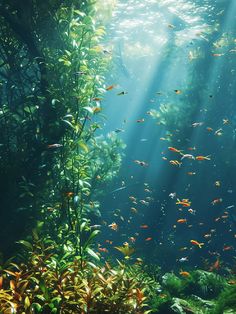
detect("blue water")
(94, 0), (236, 272)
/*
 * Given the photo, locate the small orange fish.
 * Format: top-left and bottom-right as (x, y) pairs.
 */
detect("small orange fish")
(179, 271), (190, 277)
(92, 107), (102, 113)
(177, 219), (187, 224)
(98, 247), (108, 253)
(196, 155), (211, 161)
(212, 53), (224, 57)
(129, 237), (136, 243)
(140, 225), (149, 229)
(106, 84), (116, 91)
(206, 127), (213, 132)
(176, 199), (191, 207)
(223, 246), (233, 251)
(211, 198), (222, 205)
(145, 237), (152, 241)
(105, 240), (113, 244)
(168, 147), (182, 153)
(92, 97), (103, 101)
(187, 172), (196, 176)
(209, 258), (220, 271)
(65, 191), (73, 198)
(108, 222), (118, 231)
(170, 160), (182, 167)
(190, 240), (204, 248)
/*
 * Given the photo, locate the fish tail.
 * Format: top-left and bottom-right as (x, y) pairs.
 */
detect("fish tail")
(199, 243), (204, 248)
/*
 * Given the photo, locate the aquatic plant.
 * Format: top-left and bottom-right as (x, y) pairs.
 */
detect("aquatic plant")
(183, 270), (227, 299)
(0, 0), (121, 255)
(161, 273), (184, 297)
(213, 285), (236, 314)
(114, 243), (135, 259)
(0, 235), (152, 314)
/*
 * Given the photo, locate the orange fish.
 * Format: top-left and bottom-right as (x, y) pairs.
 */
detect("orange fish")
(211, 198), (222, 205)
(206, 127), (213, 132)
(98, 247), (108, 253)
(129, 237), (136, 243)
(168, 147), (183, 154)
(223, 246), (233, 251)
(176, 199), (191, 207)
(108, 222), (118, 231)
(145, 237), (152, 241)
(105, 240), (113, 245)
(190, 240), (204, 248)
(170, 160), (182, 167)
(92, 107), (102, 113)
(209, 258), (220, 272)
(65, 191), (73, 198)
(177, 219), (187, 224)
(187, 172), (196, 176)
(92, 97), (103, 101)
(196, 155), (211, 161)
(179, 271), (190, 277)
(212, 53), (224, 57)
(106, 84), (116, 91)
(140, 225), (149, 229)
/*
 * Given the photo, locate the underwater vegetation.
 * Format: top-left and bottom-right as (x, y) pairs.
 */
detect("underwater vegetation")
(0, 231), (153, 313)
(0, 0), (236, 313)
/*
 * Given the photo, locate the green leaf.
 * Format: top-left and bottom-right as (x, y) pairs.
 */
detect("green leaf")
(62, 119), (74, 129)
(17, 240), (33, 250)
(78, 141), (89, 153)
(31, 303), (42, 312)
(86, 247), (100, 261)
(74, 10), (86, 17)
(24, 296), (31, 309)
(83, 106), (94, 114)
(36, 295), (46, 302)
(83, 230), (100, 250)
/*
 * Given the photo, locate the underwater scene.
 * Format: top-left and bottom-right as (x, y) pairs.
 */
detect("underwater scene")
(0, 0), (236, 313)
